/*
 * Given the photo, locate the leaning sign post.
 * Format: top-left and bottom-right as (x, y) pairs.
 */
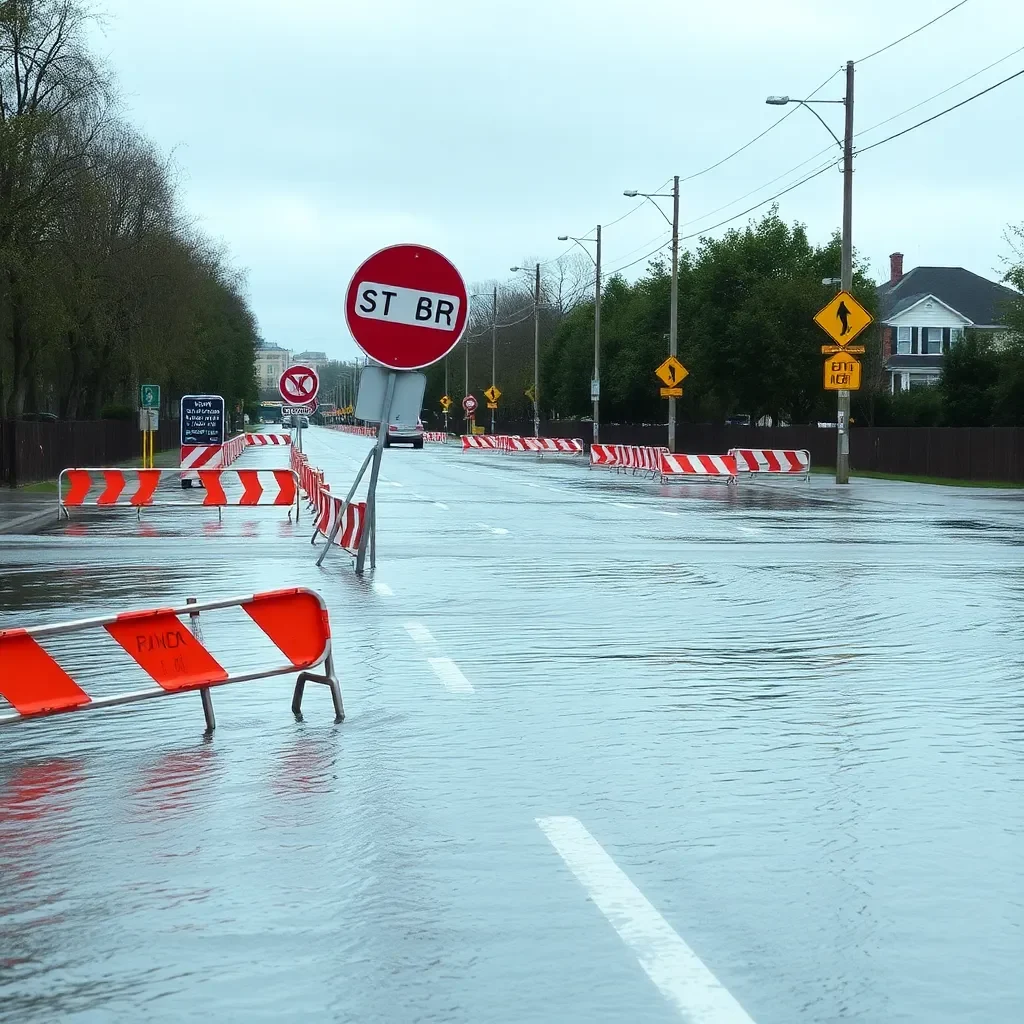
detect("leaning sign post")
(340, 243), (469, 575)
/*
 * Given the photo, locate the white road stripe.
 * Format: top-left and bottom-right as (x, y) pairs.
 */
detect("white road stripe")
(536, 816), (756, 1024)
(435, 502), (449, 510)
(476, 522), (509, 535)
(613, 502), (637, 509)
(372, 581), (394, 597)
(427, 657), (475, 693)
(403, 622), (435, 646)
(659, 511), (681, 517)
(736, 526), (762, 535)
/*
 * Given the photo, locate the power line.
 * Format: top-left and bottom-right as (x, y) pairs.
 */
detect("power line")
(856, 0), (971, 64)
(857, 65), (1024, 155)
(856, 41), (1024, 138)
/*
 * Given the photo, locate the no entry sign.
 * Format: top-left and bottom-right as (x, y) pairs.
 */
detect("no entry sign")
(462, 394), (478, 415)
(345, 244), (469, 370)
(280, 364), (320, 405)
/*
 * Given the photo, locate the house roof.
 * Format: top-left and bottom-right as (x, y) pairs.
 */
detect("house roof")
(877, 266), (1020, 326)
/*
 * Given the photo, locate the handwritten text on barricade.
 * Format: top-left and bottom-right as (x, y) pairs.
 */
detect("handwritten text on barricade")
(180, 396), (225, 446)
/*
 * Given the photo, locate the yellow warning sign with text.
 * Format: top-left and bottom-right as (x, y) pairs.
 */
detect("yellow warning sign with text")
(814, 290), (872, 346)
(824, 353), (862, 390)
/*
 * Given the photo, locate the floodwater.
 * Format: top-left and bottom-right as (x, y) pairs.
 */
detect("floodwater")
(1, 428), (1022, 1023)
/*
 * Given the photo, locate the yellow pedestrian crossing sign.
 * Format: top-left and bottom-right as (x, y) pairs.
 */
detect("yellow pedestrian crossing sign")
(440, 395), (453, 411)
(484, 385), (501, 404)
(814, 290), (872, 346)
(655, 356), (688, 388)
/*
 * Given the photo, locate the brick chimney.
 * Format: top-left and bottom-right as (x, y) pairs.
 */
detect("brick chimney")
(889, 252), (904, 285)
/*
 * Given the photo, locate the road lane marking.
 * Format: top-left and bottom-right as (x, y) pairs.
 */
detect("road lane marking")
(435, 502), (449, 510)
(427, 657), (474, 694)
(659, 511), (681, 517)
(536, 816), (756, 1024)
(404, 622), (435, 646)
(372, 581), (394, 597)
(736, 526), (762, 535)
(476, 522), (509, 535)
(613, 502), (637, 509)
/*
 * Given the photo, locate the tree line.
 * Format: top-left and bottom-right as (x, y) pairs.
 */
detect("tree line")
(0, 0), (260, 420)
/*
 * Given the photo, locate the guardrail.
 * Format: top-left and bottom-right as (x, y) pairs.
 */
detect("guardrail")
(0, 588), (343, 730)
(659, 453), (738, 484)
(729, 447), (811, 478)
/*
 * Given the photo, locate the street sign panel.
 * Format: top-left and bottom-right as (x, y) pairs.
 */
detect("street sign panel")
(140, 384), (160, 409)
(655, 356), (688, 387)
(462, 395), (478, 415)
(486, 402), (498, 410)
(354, 365), (426, 424)
(484, 385), (501, 403)
(440, 395), (453, 411)
(525, 385), (537, 402)
(814, 290), (872, 346)
(824, 353), (862, 390)
(282, 403), (315, 416)
(822, 344), (866, 355)
(180, 395), (225, 446)
(590, 379), (600, 401)
(345, 243), (469, 370)
(660, 387), (683, 398)
(279, 364), (320, 405)
(139, 408), (159, 431)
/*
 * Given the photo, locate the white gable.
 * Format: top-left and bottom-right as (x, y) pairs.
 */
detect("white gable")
(886, 294), (972, 328)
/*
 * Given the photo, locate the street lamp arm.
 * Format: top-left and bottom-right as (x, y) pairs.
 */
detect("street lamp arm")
(767, 96), (843, 150)
(627, 193), (673, 229)
(557, 235), (597, 266)
(798, 100), (843, 150)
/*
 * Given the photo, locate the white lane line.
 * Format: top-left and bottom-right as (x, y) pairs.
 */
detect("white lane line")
(427, 657), (475, 694)
(476, 522), (509, 535)
(372, 581), (394, 597)
(659, 511), (681, 517)
(435, 502), (450, 510)
(613, 502), (637, 509)
(536, 817), (756, 1024)
(403, 622), (435, 646)
(736, 526), (762, 535)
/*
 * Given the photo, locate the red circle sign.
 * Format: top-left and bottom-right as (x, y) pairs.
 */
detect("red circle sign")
(345, 244), (469, 370)
(463, 395), (477, 414)
(280, 364), (320, 404)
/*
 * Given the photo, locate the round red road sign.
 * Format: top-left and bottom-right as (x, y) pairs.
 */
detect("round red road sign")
(279, 364), (320, 405)
(345, 244), (469, 370)
(462, 394), (478, 414)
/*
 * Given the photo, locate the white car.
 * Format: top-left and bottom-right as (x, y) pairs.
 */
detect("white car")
(385, 416), (424, 449)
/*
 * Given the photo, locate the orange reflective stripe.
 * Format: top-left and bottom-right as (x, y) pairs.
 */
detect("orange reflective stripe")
(131, 469), (161, 505)
(197, 471), (227, 506)
(242, 589), (329, 669)
(64, 470), (92, 505)
(237, 470), (262, 505)
(0, 630), (92, 716)
(97, 470), (126, 505)
(105, 611), (228, 692)
(272, 470), (296, 505)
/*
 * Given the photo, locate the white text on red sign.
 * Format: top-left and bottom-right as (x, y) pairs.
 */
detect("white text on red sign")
(354, 282), (462, 332)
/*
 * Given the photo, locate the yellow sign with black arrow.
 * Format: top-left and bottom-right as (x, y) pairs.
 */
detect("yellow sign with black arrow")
(440, 395), (453, 411)
(484, 385), (501, 404)
(814, 290), (872, 346)
(655, 356), (688, 388)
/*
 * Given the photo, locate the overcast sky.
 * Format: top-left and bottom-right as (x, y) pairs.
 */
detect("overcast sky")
(95, 0), (1022, 359)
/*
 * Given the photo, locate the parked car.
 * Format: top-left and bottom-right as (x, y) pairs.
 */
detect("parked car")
(385, 416), (424, 449)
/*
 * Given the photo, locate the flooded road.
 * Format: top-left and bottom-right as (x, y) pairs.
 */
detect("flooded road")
(2, 427), (1023, 1022)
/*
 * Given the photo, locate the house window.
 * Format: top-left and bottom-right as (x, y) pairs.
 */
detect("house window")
(950, 328), (964, 347)
(925, 327), (943, 354)
(897, 326), (912, 354)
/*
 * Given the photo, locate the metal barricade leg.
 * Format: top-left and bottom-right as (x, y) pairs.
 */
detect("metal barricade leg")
(292, 654), (344, 722)
(187, 597), (216, 731)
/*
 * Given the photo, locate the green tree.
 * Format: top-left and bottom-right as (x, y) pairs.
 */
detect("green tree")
(939, 331), (997, 426)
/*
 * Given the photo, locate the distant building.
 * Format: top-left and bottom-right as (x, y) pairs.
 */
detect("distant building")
(255, 342), (291, 393)
(879, 253), (1020, 392)
(291, 350), (329, 371)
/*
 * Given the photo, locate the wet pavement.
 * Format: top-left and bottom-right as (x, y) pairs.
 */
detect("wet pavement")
(1, 427), (1023, 1022)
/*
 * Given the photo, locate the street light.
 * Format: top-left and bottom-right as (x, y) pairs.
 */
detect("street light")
(623, 176), (680, 451)
(511, 263), (542, 437)
(557, 226), (602, 443)
(767, 60), (855, 484)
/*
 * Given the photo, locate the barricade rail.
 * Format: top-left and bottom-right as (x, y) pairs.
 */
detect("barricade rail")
(57, 468), (300, 520)
(729, 447), (810, 477)
(466, 435), (584, 455)
(246, 433), (291, 446)
(591, 443), (667, 476)
(660, 453), (738, 484)
(291, 449), (368, 564)
(423, 432), (448, 443)
(0, 588), (343, 729)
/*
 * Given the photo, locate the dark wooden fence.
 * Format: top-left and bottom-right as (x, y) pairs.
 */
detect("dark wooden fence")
(1, 419), (179, 487)
(493, 420), (1024, 483)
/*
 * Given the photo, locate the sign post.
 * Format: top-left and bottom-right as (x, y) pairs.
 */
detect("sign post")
(280, 364), (320, 453)
(339, 243), (468, 575)
(462, 394), (478, 434)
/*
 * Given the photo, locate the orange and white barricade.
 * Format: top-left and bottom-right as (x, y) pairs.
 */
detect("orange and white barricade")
(0, 588), (344, 729)
(498, 435), (530, 453)
(245, 433), (291, 446)
(523, 437), (584, 456)
(659, 452), (737, 484)
(57, 468), (300, 519)
(591, 444), (666, 475)
(729, 448), (810, 479)
(180, 443), (223, 483)
(590, 443), (621, 468)
(219, 434), (246, 466)
(310, 487), (367, 564)
(423, 432), (448, 443)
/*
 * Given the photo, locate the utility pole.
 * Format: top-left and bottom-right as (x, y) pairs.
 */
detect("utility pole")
(837, 59), (855, 485)
(533, 263), (541, 438)
(491, 285), (497, 434)
(593, 224), (602, 445)
(669, 175), (679, 453)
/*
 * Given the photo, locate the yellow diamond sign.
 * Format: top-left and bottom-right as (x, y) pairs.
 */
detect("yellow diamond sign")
(484, 385), (501, 404)
(814, 290), (872, 346)
(655, 356), (688, 387)
(440, 395), (452, 411)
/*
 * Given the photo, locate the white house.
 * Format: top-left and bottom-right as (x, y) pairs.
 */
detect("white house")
(254, 342), (292, 393)
(879, 253), (1019, 393)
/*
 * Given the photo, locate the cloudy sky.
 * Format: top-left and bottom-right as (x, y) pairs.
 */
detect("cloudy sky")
(95, 0), (1022, 359)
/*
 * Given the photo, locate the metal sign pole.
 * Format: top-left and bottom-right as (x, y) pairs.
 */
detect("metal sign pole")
(355, 372), (396, 576)
(315, 446), (375, 565)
